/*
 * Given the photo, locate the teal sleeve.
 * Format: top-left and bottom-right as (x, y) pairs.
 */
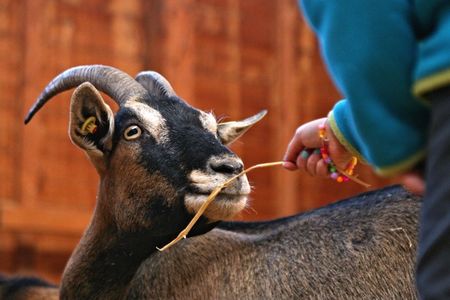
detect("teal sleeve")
(300, 0), (430, 176)
(414, 2), (450, 96)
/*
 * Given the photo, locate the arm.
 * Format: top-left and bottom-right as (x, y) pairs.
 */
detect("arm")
(298, 0), (429, 176)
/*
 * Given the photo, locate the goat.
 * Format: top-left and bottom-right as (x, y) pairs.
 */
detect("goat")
(24, 65), (421, 299)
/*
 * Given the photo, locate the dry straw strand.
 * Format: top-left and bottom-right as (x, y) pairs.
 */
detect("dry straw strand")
(157, 160), (369, 251)
(157, 162), (284, 251)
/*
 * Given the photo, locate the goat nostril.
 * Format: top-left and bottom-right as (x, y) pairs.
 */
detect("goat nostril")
(210, 161), (243, 175)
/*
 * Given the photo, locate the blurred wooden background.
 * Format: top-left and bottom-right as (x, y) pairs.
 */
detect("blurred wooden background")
(0, 0), (394, 283)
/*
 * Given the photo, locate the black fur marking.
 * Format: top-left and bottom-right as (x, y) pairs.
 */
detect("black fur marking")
(112, 98), (233, 194)
(109, 104), (224, 236)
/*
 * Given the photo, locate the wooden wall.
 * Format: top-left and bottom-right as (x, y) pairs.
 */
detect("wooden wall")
(0, 0), (394, 283)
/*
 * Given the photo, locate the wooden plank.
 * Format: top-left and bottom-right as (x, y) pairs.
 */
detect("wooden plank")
(1, 205), (91, 235)
(0, 0), (26, 205)
(158, 0), (196, 101)
(270, 0), (302, 216)
(110, 0), (144, 73)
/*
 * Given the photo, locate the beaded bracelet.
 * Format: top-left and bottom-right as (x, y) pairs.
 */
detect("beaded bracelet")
(318, 123), (358, 183)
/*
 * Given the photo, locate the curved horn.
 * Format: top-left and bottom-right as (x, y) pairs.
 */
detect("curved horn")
(135, 71), (177, 98)
(24, 65), (149, 124)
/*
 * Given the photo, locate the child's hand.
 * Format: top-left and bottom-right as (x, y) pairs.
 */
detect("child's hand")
(283, 118), (353, 177)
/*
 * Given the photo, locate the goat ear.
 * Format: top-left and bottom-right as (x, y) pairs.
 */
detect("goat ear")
(218, 110), (267, 145)
(69, 82), (114, 173)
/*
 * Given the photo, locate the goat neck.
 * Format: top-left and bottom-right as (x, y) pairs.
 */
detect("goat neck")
(59, 179), (217, 300)
(59, 194), (154, 299)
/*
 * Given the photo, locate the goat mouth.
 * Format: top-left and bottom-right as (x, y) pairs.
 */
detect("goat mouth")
(188, 192), (249, 201)
(187, 180), (251, 198)
(184, 191), (249, 220)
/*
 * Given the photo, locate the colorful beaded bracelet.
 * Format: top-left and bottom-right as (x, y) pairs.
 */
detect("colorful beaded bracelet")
(318, 123), (358, 183)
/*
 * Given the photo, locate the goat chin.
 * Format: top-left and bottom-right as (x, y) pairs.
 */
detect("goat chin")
(184, 194), (248, 220)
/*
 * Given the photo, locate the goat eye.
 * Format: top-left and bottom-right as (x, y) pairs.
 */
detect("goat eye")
(124, 125), (142, 140)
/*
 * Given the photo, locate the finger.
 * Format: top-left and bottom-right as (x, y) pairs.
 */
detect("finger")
(301, 118), (327, 148)
(284, 118), (328, 164)
(295, 148), (311, 172)
(316, 159), (329, 177)
(306, 153), (321, 176)
(283, 129), (306, 164)
(282, 161), (298, 171)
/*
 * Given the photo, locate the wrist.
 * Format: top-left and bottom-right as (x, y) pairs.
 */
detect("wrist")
(327, 112), (367, 164)
(318, 120), (370, 187)
(318, 121), (357, 183)
(324, 119), (350, 165)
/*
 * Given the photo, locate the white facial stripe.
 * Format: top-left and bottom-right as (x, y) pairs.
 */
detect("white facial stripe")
(199, 112), (218, 134)
(124, 102), (168, 143)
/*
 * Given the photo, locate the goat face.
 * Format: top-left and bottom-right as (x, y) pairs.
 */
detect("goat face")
(25, 66), (266, 236)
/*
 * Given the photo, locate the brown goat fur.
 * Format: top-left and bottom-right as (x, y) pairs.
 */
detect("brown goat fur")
(127, 185), (420, 299)
(20, 65), (421, 299)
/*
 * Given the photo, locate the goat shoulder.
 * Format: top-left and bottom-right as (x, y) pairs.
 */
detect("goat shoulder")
(128, 185), (420, 299)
